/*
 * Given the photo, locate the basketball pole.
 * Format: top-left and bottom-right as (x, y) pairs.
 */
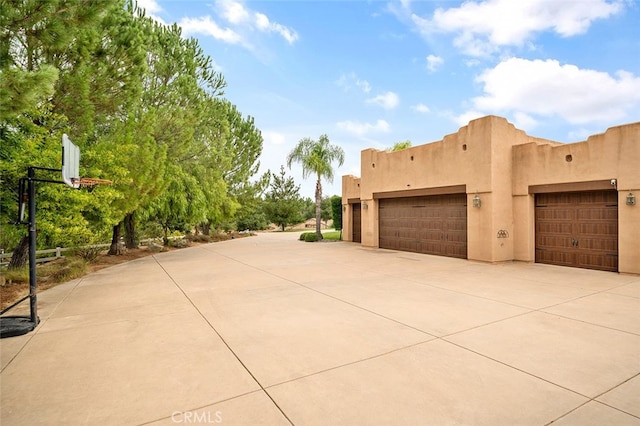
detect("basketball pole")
(1, 135), (110, 338)
(28, 167), (37, 325)
(1, 166), (61, 337)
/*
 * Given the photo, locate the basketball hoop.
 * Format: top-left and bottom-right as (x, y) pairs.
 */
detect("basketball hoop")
(62, 135), (112, 189)
(73, 177), (113, 189)
(2, 136), (114, 339)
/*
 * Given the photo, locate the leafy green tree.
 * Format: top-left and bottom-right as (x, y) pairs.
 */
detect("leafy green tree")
(302, 196), (332, 222)
(234, 171), (270, 231)
(263, 166), (303, 231)
(331, 195), (342, 231)
(389, 140), (412, 151)
(235, 204), (268, 231)
(220, 100), (263, 195)
(287, 134), (344, 240)
(0, 105), (117, 266)
(144, 165), (206, 244)
(1, 0), (160, 255)
(0, 66), (58, 121)
(0, 0), (261, 261)
(92, 112), (167, 253)
(0, 0), (101, 120)
(113, 19), (230, 247)
(321, 197), (332, 222)
(301, 197), (315, 220)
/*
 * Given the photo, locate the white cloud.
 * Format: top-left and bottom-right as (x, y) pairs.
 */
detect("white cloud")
(470, 57), (640, 124)
(137, 0), (162, 14)
(413, 103), (430, 113)
(336, 72), (371, 93)
(176, 1), (298, 49)
(179, 16), (244, 45)
(136, 0), (167, 25)
(454, 110), (486, 127)
(512, 112), (538, 131)
(262, 130), (286, 145)
(426, 54), (444, 72)
(337, 119), (391, 137)
(254, 12), (298, 44)
(409, 0), (624, 57)
(217, 0), (250, 24)
(366, 91), (400, 109)
(214, 0), (298, 44)
(357, 79), (372, 93)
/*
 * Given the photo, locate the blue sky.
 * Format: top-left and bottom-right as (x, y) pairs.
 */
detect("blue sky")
(140, 0), (640, 198)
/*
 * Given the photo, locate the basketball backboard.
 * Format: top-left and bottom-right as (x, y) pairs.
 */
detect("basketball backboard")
(62, 134), (80, 189)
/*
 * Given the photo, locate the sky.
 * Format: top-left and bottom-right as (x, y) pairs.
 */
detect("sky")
(139, 0), (640, 199)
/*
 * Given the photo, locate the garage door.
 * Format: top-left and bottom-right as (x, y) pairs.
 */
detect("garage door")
(535, 190), (618, 272)
(352, 203), (361, 243)
(379, 194), (467, 258)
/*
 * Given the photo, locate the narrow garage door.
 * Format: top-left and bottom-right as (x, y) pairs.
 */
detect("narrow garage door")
(352, 203), (362, 243)
(379, 194), (467, 258)
(535, 190), (618, 272)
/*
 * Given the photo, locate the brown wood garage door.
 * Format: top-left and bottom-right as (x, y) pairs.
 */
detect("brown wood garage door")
(352, 203), (361, 243)
(379, 194), (467, 258)
(535, 190), (618, 272)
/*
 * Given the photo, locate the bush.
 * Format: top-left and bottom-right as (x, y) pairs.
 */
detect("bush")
(304, 232), (319, 242)
(139, 222), (164, 239)
(186, 234), (212, 243)
(169, 238), (190, 248)
(46, 258), (87, 283)
(71, 246), (104, 263)
(300, 232), (316, 241)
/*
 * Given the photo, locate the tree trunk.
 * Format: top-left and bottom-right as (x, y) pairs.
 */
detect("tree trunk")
(315, 176), (323, 240)
(108, 222), (124, 255)
(124, 212), (137, 249)
(8, 235), (29, 269)
(163, 226), (169, 246)
(202, 222), (210, 236)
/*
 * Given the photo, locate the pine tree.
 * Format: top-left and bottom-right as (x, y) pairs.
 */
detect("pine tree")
(263, 167), (304, 231)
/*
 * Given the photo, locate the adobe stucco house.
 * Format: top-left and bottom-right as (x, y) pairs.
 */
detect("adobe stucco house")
(342, 115), (639, 274)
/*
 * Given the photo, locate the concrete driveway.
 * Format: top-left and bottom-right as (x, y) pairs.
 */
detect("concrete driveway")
(1, 232), (639, 425)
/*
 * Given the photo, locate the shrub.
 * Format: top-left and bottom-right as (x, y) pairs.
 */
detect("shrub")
(300, 232), (316, 241)
(2, 266), (28, 284)
(304, 232), (319, 242)
(47, 258), (87, 283)
(71, 246), (104, 263)
(169, 238), (190, 248)
(186, 234), (212, 243)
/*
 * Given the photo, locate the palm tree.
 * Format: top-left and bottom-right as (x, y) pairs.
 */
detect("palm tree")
(287, 134), (344, 240)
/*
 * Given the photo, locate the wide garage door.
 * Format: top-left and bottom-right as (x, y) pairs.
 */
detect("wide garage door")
(379, 194), (467, 258)
(352, 203), (361, 243)
(535, 190), (618, 272)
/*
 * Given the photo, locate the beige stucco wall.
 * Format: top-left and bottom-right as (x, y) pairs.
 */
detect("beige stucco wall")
(342, 175), (361, 241)
(356, 116), (527, 262)
(343, 116), (639, 274)
(512, 121), (640, 274)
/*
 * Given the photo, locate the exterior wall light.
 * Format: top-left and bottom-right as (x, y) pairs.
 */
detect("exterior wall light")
(627, 193), (636, 206)
(472, 194), (481, 208)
